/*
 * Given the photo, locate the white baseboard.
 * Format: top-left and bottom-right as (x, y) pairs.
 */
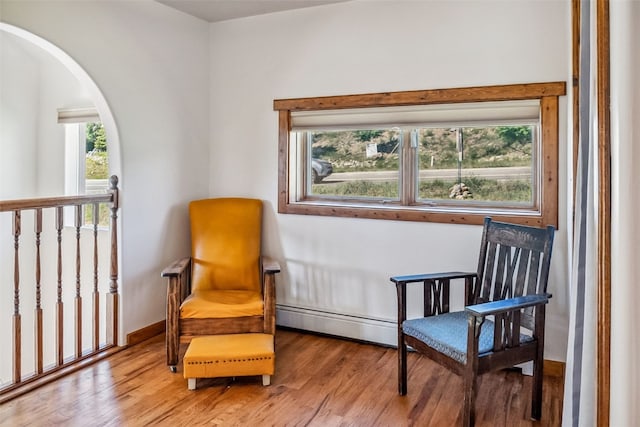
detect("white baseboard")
(276, 304), (397, 347)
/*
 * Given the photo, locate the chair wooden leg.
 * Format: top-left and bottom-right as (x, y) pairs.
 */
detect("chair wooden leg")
(262, 375), (271, 386)
(531, 357), (543, 420)
(463, 373), (477, 427)
(396, 281), (408, 397)
(398, 341), (407, 395)
(188, 378), (196, 390)
(532, 306), (546, 420)
(463, 314), (481, 427)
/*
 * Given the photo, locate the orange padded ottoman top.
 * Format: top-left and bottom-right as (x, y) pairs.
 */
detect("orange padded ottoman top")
(183, 333), (274, 380)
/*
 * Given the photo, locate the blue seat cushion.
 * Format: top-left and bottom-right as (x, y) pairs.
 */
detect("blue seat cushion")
(402, 311), (533, 364)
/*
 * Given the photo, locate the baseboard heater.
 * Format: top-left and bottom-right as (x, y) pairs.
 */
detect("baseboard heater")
(275, 304), (397, 347)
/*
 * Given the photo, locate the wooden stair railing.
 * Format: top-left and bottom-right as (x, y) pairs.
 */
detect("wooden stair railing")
(0, 175), (120, 401)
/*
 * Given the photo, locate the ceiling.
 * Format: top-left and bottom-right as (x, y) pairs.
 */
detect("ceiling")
(154, 0), (349, 23)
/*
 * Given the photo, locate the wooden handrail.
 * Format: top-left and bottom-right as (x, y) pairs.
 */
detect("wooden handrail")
(0, 192), (114, 212)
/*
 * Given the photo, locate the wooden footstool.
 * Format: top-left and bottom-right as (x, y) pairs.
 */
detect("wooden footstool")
(183, 333), (275, 390)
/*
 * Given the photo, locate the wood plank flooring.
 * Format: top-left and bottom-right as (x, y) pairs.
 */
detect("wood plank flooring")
(0, 329), (563, 426)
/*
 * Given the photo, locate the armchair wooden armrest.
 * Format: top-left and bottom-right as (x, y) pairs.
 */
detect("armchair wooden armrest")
(161, 257), (192, 371)
(161, 256), (191, 278)
(161, 256), (192, 305)
(261, 256), (280, 335)
(262, 256), (281, 274)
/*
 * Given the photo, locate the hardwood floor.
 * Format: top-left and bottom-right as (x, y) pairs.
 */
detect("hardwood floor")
(0, 329), (563, 426)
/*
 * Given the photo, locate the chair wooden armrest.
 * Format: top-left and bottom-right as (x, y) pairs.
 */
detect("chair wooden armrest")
(466, 294), (550, 360)
(392, 271), (478, 323)
(390, 271), (477, 286)
(465, 293), (550, 318)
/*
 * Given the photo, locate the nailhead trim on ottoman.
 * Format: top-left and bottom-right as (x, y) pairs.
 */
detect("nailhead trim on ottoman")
(183, 333), (275, 390)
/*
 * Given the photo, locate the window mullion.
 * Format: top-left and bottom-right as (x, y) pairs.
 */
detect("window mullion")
(401, 130), (417, 206)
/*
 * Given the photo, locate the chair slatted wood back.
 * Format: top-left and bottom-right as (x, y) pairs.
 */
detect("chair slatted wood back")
(474, 218), (555, 330)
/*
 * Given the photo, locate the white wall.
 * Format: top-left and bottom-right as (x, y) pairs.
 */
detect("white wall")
(610, 0), (640, 424)
(0, 0), (211, 340)
(1, 29), (98, 198)
(209, 0), (571, 360)
(0, 31), (39, 198)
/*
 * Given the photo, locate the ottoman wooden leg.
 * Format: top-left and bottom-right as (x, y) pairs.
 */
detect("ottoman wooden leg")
(262, 375), (271, 386)
(188, 378), (197, 390)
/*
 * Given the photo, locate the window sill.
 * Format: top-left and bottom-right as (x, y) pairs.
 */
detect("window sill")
(279, 199), (555, 227)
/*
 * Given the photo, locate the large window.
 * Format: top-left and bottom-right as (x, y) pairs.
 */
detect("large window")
(274, 82), (565, 227)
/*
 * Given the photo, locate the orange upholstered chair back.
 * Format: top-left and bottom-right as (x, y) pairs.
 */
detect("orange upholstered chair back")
(189, 198), (262, 293)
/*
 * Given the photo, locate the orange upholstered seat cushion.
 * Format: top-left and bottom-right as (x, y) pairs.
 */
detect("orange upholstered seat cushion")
(180, 290), (264, 319)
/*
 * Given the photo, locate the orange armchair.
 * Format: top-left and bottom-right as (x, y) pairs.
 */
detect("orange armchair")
(161, 198), (280, 372)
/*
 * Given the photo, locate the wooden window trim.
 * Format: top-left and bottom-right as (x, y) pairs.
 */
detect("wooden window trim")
(571, 1), (611, 422)
(275, 82), (566, 227)
(595, 0), (611, 423)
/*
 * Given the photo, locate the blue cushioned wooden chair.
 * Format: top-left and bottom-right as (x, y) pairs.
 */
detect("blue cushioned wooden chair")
(391, 218), (555, 426)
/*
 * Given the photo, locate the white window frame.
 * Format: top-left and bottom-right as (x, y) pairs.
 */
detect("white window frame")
(59, 107), (109, 227)
(59, 107), (103, 196)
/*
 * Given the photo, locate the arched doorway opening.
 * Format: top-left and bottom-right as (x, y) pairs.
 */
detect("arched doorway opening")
(0, 23), (124, 398)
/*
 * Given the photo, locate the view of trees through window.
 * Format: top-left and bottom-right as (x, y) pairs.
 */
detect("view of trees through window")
(308, 124), (534, 205)
(85, 122), (108, 180)
(84, 122), (109, 225)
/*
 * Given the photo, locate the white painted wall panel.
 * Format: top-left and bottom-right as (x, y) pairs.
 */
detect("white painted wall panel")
(610, 0), (640, 424)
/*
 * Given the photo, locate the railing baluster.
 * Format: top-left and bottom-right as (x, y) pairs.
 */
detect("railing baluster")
(93, 202), (100, 351)
(34, 208), (43, 374)
(12, 210), (22, 384)
(107, 176), (119, 346)
(56, 206), (64, 366)
(75, 205), (82, 358)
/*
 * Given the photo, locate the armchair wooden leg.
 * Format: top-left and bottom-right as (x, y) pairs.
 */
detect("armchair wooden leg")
(262, 375), (271, 386)
(167, 336), (179, 370)
(166, 316), (179, 370)
(166, 275), (180, 370)
(188, 378), (196, 390)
